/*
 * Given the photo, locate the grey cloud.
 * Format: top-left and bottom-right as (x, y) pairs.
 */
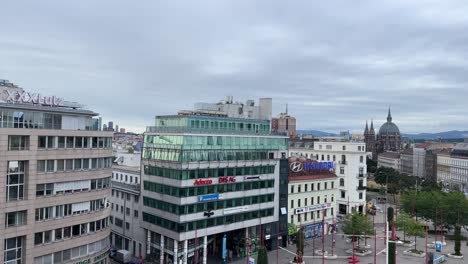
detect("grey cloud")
(0, 0), (467, 134)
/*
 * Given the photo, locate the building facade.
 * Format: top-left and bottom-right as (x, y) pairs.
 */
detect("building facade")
(110, 164), (146, 260)
(363, 121), (376, 160)
(271, 111), (296, 137)
(289, 140), (367, 215)
(365, 108), (401, 157)
(437, 142), (468, 192)
(140, 113), (288, 264)
(194, 96), (272, 120)
(287, 158), (337, 239)
(0, 80), (112, 264)
(377, 152), (401, 171)
(400, 148), (413, 175)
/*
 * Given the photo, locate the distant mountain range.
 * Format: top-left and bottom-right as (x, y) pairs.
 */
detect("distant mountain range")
(296, 130), (338, 137)
(297, 129), (468, 140)
(403, 130), (468, 140)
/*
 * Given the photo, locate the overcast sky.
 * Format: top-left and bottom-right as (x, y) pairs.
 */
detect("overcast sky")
(1, 0), (467, 134)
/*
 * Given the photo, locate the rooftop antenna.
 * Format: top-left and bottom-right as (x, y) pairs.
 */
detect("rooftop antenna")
(286, 103), (288, 114)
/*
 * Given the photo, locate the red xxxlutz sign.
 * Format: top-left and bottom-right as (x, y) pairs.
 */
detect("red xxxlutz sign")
(194, 179), (213, 186)
(218, 176), (236, 183)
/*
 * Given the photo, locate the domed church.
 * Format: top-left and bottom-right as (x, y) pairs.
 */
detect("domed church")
(364, 107), (402, 159)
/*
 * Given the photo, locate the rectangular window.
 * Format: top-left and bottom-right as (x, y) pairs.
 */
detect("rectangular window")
(46, 160), (55, 172)
(7, 161), (26, 201)
(38, 136), (47, 149)
(47, 136), (55, 148)
(4, 236), (24, 263)
(57, 159), (64, 171)
(37, 160), (46, 173)
(8, 135), (30, 150)
(66, 137), (74, 148)
(290, 200), (294, 209)
(5, 211), (27, 227)
(58, 136), (65, 148)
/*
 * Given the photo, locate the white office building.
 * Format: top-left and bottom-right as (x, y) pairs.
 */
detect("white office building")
(289, 140), (368, 215)
(287, 158), (338, 239)
(194, 96), (272, 120)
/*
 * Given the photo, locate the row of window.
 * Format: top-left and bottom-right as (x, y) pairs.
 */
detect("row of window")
(33, 237), (109, 264)
(111, 190), (140, 203)
(37, 157), (112, 173)
(112, 172), (139, 184)
(290, 208), (334, 224)
(35, 198), (106, 221)
(34, 217), (109, 246)
(38, 136), (112, 149)
(143, 149), (274, 162)
(143, 180), (275, 197)
(143, 208), (274, 233)
(0, 111), (62, 129)
(290, 181), (335, 194)
(144, 165), (275, 180)
(290, 195), (334, 209)
(111, 204), (139, 218)
(145, 135), (286, 148)
(143, 194), (274, 215)
(36, 177), (111, 197)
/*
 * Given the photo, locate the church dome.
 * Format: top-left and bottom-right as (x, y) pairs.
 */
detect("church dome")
(379, 121), (400, 135)
(378, 107), (400, 135)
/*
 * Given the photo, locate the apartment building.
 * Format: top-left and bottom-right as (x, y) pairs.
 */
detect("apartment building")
(0, 80), (112, 264)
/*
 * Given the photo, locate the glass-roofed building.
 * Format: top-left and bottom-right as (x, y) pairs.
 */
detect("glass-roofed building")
(141, 112), (288, 264)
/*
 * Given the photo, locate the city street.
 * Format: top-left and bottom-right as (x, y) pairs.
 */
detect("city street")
(226, 206), (467, 264)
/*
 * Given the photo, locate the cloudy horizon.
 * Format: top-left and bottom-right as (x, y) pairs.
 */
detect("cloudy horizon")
(1, 0), (467, 134)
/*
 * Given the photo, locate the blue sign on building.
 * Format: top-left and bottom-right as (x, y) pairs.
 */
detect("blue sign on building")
(304, 161), (333, 171)
(303, 223), (323, 240)
(198, 194), (220, 202)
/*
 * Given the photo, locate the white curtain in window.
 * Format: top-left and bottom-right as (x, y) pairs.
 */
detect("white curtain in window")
(54, 180), (91, 193)
(72, 202), (90, 213)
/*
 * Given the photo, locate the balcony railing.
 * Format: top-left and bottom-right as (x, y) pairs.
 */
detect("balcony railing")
(357, 185), (367, 191)
(339, 160), (347, 165)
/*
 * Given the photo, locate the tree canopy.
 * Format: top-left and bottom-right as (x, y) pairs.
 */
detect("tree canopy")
(342, 211), (374, 245)
(400, 191), (468, 230)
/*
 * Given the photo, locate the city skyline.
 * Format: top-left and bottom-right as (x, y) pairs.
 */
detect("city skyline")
(2, 0), (468, 134)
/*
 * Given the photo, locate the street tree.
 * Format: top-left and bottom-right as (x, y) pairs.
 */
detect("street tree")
(454, 224), (462, 256)
(406, 220), (425, 252)
(401, 191), (468, 231)
(295, 227), (304, 263)
(395, 212), (412, 243)
(342, 211), (374, 247)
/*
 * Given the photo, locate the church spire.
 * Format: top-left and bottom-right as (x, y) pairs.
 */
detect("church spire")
(370, 119), (374, 132)
(387, 106), (392, 122)
(365, 120), (369, 133)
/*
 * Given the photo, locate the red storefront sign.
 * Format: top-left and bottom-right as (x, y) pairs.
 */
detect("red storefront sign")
(194, 179), (213, 186)
(218, 176), (236, 183)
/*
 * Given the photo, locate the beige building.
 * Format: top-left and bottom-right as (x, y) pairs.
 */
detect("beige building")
(0, 80), (112, 264)
(110, 156), (147, 260)
(377, 152), (401, 171)
(271, 112), (296, 137)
